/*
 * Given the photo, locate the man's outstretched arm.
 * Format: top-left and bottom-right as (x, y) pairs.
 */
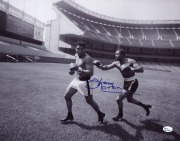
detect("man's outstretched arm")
(93, 60), (116, 70)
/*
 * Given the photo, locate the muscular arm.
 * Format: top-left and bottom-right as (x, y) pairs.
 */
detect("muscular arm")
(131, 59), (144, 73)
(98, 61), (116, 71)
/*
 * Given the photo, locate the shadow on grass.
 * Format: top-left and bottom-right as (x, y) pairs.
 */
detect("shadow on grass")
(122, 119), (180, 141)
(70, 121), (137, 141)
(63, 119), (180, 141)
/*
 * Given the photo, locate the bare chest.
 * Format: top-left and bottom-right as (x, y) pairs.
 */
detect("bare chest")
(76, 58), (86, 68)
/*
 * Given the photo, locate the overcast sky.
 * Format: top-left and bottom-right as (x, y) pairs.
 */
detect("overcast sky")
(5, 0), (180, 22)
(74, 0), (180, 21)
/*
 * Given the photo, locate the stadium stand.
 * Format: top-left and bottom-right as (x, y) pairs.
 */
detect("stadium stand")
(0, 0), (179, 68)
(129, 29), (143, 39)
(142, 29), (159, 40)
(53, 0), (180, 64)
(0, 40), (74, 63)
(158, 29), (177, 40)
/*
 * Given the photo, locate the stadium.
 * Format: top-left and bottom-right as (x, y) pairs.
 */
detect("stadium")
(54, 0), (180, 64)
(0, 0), (180, 141)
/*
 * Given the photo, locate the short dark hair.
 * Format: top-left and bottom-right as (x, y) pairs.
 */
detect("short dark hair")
(75, 41), (86, 48)
(116, 48), (125, 56)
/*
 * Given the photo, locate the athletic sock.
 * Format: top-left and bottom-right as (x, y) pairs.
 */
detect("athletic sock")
(68, 112), (73, 116)
(98, 112), (103, 116)
(138, 102), (151, 116)
(138, 102), (147, 108)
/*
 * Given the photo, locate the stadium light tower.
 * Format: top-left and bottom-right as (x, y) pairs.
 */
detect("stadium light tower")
(34, 0), (37, 24)
(6, 0), (9, 14)
(22, 0), (25, 21)
(118, 24), (122, 50)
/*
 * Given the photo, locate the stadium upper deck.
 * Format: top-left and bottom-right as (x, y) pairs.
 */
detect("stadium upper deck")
(54, 0), (180, 48)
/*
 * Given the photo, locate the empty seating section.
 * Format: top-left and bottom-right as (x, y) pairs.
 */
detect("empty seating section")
(175, 29), (180, 36)
(84, 30), (98, 38)
(129, 39), (141, 46)
(119, 28), (130, 38)
(129, 29), (143, 39)
(120, 38), (131, 45)
(103, 26), (119, 36)
(141, 40), (153, 47)
(92, 23), (107, 34)
(98, 33), (110, 41)
(158, 29), (176, 40)
(109, 36), (119, 43)
(143, 29), (158, 40)
(72, 18), (87, 31)
(82, 20), (96, 32)
(84, 30), (112, 42)
(58, 1), (180, 48)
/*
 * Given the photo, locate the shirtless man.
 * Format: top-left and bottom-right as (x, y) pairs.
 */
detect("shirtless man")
(94, 49), (152, 121)
(61, 41), (105, 124)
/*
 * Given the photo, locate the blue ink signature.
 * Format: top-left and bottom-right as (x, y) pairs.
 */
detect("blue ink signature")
(89, 77), (139, 95)
(89, 78), (122, 94)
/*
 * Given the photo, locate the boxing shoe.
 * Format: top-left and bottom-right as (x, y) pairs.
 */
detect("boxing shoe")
(144, 105), (152, 116)
(98, 112), (105, 124)
(112, 112), (123, 121)
(60, 112), (74, 123)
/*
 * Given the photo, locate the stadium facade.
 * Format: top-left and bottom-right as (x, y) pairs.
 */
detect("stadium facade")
(0, 0), (45, 50)
(0, 0), (64, 63)
(46, 0), (180, 63)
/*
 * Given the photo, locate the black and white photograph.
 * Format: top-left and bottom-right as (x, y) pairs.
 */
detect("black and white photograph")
(0, 0), (180, 140)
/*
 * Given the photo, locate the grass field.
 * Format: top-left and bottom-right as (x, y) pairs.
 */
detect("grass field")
(0, 63), (180, 141)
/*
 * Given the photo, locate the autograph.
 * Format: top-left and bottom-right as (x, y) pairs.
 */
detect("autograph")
(89, 77), (122, 93)
(89, 77), (139, 95)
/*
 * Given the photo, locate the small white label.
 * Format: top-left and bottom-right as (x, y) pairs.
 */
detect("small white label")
(163, 126), (173, 132)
